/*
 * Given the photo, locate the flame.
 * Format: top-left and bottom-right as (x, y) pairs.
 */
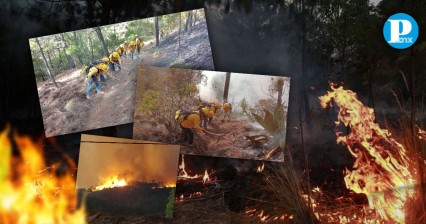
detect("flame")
(202, 170), (210, 184)
(177, 155), (200, 179)
(0, 129), (86, 224)
(92, 176), (127, 191)
(257, 162), (265, 173)
(319, 84), (416, 223)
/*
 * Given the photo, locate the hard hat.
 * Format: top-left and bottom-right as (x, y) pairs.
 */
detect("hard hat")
(135, 34), (139, 37)
(102, 57), (110, 63)
(124, 41), (128, 43)
(98, 64), (108, 71)
(112, 52), (119, 58)
(175, 110), (181, 120)
(119, 44), (124, 48)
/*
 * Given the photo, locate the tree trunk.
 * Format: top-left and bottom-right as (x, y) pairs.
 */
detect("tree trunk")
(178, 13), (182, 56)
(95, 27), (109, 57)
(193, 10), (197, 26)
(88, 35), (94, 61)
(155, 16), (159, 47)
(56, 48), (63, 66)
(188, 11), (193, 29)
(60, 34), (75, 69)
(277, 79), (284, 107)
(184, 11), (190, 32)
(223, 72), (231, 102)
(36, 38), (58, 88)
(46, 50), (54, 73)
(73, 31), (83, 65)
(301, 0), (310, 121)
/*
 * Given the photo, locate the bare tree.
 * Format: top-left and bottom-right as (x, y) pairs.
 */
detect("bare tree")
(155, 16), (159, 47)
(223, 72), (231, 102)
(35, 37), (58, 88)
(178, 12), (182, 56)
(94, 27), (109, 57)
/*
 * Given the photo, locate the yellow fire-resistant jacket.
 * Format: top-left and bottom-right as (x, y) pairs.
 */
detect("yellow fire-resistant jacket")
(180, 113), (202, 130)
(223, 103), (232, 112)
(201, 108), (209, 118)
(116, 46), (124, 56)
(128, 41), (136, 51)
(123, 42), (129, 51)
(109, 53), (122, 65)
(87, 64), (108, 81)
(207, 107), (215, 118)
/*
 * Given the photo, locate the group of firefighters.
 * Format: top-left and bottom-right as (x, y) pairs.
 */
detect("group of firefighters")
(82, 34), (145, 99)
(175, 101), (233, 145)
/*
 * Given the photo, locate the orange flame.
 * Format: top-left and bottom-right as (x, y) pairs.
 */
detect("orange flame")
(92, 176), (128, 191)
(319, 84), (416, 223)
(0, 129), (86, 224)
(177, 155), (200, 179)
(202, 170), (210, 184)
(257, 162), (265, 173)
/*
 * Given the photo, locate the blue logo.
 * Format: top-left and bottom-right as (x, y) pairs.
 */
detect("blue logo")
(383, 13), (418, 49)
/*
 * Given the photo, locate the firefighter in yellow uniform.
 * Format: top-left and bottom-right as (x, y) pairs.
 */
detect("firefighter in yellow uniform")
(208, 102), (222, 123)
(135, 34), (144, 58)
(86, 63), (108, 99)
(223, 102), (232, 121)
(128, 41), (136, 61)
(197, 106), (210, 129)
(175, 110), (203, 144)
(116, 44), (125, 57)
(123, 41), (129, 57)
(108, 52), (122, 72)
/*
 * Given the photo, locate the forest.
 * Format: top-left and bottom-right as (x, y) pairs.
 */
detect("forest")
(28, 9), (213, 137)
(30, 9), (207, 83)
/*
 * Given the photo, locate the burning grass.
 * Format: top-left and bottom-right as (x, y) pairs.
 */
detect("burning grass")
(0, 128), (86, 224)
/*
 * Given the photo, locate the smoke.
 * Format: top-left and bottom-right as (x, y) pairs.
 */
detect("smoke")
(199, 71), (290, 112)
(76, 143), (180, 188)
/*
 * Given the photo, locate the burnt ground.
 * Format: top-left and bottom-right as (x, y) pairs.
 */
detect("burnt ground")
(36, 20), (214, 137)
(133, 112), (285, 162)
(141, 20), (214, 70)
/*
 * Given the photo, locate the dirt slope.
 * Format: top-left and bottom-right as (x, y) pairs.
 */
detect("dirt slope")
(37, 21), (214, 137)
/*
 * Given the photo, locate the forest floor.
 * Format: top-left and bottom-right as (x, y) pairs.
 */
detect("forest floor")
(37, 20), (214, 137)
(134, 113), (285, 162)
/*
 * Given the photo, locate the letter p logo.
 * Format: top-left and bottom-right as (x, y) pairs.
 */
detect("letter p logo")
(383, 13), (418, 49)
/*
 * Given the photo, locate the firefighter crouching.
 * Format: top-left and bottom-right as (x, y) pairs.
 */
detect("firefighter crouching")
(175, 110), (203, 145)
(85, 63), (108, 99)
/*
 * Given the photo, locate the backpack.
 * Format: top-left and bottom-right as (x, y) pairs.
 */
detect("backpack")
(81, 60), (103, 78)
(176, 109), (195, 123)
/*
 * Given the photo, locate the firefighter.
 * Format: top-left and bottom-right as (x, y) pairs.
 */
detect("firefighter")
(160, 29), (165, 39)
(223, 102), (232, 121)
(208, 102), (222, 123)
(175, 110), (203, 145)
(135, 34), (144, 58)
(116, 44), (125, 58)
(123, 41), (129, 57)
(128, 40), (136, 61)
(108, 51), (122, 72)
(85, 63), (109, 99)
(197, 106), (209, 129)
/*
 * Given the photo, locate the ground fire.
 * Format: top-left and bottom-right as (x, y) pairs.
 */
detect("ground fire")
(92, 176), (128, 191)
(319, 83), (417, 223)
(0, 129), (86, 224)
